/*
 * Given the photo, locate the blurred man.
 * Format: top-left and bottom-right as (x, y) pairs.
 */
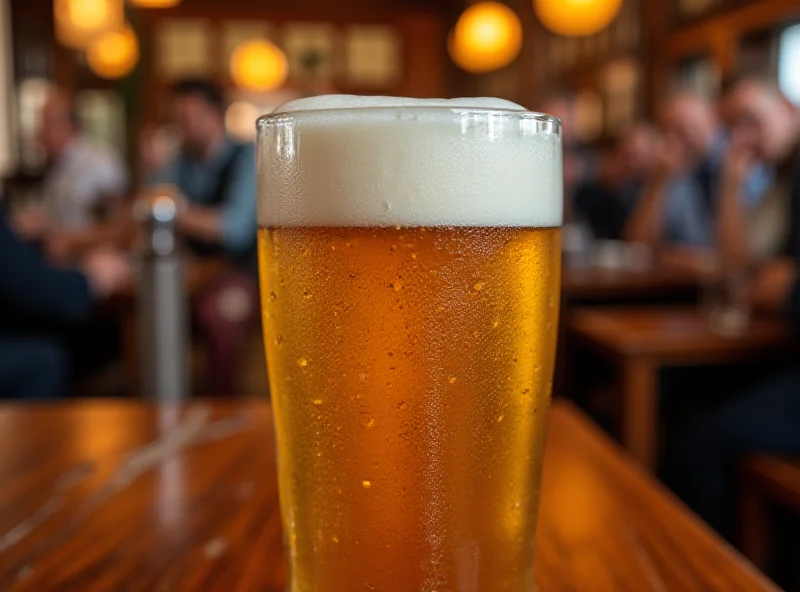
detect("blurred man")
(0, 209), (130, 399)
(667, 76), (800, 539)
(14, 90), (129, 262)
(145, 79), (257, 394)
(575, 123), (659, 240)
(624, 91), (769, 253)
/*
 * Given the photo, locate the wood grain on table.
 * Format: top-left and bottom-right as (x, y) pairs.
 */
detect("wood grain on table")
(0, 400), (777, 591)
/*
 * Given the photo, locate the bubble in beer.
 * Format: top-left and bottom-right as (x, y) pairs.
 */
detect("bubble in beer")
(448, 376), (457, 384)
(474, 282), (484, 292)
(297, 358), (308, 367)
(362, 480), (372, 489)
(313, 398), (323, 405)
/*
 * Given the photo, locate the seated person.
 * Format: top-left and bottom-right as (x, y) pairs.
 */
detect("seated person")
(144, 79), (257, 395)
(666, 75), (800, 540)
(13, 90), (130, 263)
(624, 91), (769, 269)
(0, 209), (130, 399)
(574, 123), (658, 240)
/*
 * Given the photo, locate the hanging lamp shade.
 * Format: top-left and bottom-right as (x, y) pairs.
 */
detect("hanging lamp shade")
(86, 24), (139, 79)
(534, 0), (623, 37)
(230, 39), (288, 92)
(449, 2), (523, 74)
(129, 0), (181, 8)
(54, 0), (124, 48)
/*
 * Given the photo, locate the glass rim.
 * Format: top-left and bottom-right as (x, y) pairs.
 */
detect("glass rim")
(256, 106), (562, 130)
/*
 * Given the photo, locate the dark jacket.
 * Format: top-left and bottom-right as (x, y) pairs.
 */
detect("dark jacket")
(0, 210), (92, 330)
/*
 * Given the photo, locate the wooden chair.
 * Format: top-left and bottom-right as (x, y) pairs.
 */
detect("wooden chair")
(739, 455), (800, 570)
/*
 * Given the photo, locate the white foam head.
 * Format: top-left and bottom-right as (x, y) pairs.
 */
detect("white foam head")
(257, 95), (562, 228)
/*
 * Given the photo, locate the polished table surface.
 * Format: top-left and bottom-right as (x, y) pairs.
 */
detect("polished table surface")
(562, 266), (700, 302)
(0, 399), (777, 591)
(569, 307), (793, 469)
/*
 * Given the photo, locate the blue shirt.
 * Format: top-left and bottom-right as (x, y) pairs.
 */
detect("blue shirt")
(662, 135), (772, 247)
(149, 138), (256, 254)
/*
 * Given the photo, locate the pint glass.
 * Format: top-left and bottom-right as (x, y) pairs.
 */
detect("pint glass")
(257, 96), (562, 592)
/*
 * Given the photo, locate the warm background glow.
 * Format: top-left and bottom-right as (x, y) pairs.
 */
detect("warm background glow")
(53, 0), (123, 48)
(86, 24), (139, 79)
(129, 0), (181, 8)
(230, 39), (288, 92)
(534, 0), (623, 37)
(449, 1), (523, 74)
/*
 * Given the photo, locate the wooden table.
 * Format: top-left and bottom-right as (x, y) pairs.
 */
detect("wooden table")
(0, 399), (776, 591)
(562, 267), (699, 303)
(740, 455), (800, 570)
(569, 307), (794, 470)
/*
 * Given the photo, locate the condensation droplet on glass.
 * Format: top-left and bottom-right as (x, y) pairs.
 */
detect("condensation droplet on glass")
(522, 388), (530, 395)
(297, 358), (308, 367)
(362, 417), (375, 428)
(316, 451), (322, 457)
(274, 335), (285, 347)
(303, 290), (312, 300)
(473, 282), (484, 292)
(269, 291), (277, 302)
(390, 281), (403, 291)
(411, 253), (418, 260)
(473, 331), (480, 338)
(383, 201), (392, 212)
(492, 320), (500, 328)
(358, 372), (367, 380)
(362, 480), (372, 489)
(497, 414), (504, 422)
(332, 535), (339, 543)
(390, 244), (398, 252)
(397, 400), (406, 410)
(312, 398), (322, 405)
(448, 376), (457, 384)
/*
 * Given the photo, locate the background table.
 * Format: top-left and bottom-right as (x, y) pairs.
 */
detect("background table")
(0, 399), (777, 591)
(568, 307), (794, 470)
(562, 267), (700, 303)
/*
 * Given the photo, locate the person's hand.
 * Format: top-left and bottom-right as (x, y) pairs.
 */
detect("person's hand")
(44, 233), (77, 266)
(82, 248), (133, 299)
(139, 125), (175, 174)
(721, 131), (754, 189)
(652, 135), (685, 181)
(12, 207), (49, 242)
(750, 258), (797, 313)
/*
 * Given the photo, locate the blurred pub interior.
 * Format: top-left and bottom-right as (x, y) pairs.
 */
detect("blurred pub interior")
(1, 0), (800, 588)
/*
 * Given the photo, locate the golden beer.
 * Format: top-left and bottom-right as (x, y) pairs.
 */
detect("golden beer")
(257, 97), (562, 592)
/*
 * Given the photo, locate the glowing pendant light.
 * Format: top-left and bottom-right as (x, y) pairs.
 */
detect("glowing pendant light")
(449, 2), (523, 74)
(534, 0), (623, 37)
(129, 0), (181, 8)
(54, 0), (124, 48)
(86, 24), (139, 79)
(230, 40), (289, 92)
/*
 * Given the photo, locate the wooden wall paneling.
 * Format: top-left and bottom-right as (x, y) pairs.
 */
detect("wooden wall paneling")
(668, 0), (800, 74)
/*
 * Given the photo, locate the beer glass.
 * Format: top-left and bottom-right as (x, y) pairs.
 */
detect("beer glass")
(257, 97), (562, 592)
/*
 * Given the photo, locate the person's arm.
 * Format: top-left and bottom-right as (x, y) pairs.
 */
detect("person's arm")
(0, 211), (92, 320)
(177, 145), (257, 254)
(623, 173), (673, 246)
(716, 139), (755, 270)
(624, 137), (684, 247)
